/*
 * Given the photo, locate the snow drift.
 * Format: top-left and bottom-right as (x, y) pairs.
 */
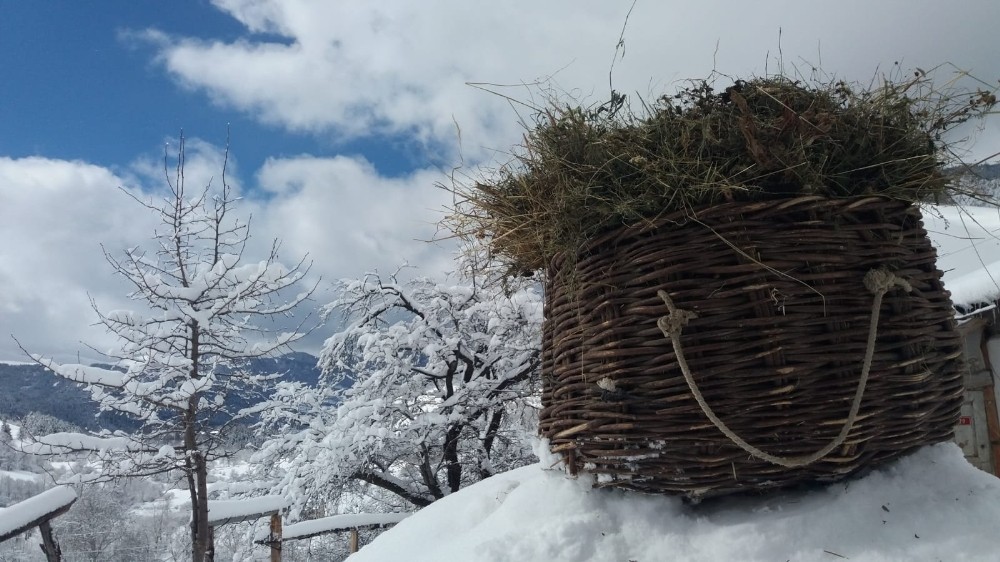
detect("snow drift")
(351, 443), (1000, 562)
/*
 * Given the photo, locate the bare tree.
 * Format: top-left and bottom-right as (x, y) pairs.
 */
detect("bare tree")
(17, 134), (314, 562)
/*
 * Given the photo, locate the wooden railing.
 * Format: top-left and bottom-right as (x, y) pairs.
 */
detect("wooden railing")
(208, 496), (410, 560)
(0, 486), (78, 562)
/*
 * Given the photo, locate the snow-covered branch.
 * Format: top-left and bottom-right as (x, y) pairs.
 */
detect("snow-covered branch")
(255, 271), (542, 517)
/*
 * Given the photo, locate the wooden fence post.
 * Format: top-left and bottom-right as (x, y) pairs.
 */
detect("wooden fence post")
(206, 495), (287, 562)
(38, 521), (61, 562)
(251, 510), (409, 556)
(269, 512), (282, 562)
(349, 528), (359, 553)
(1, 487), (76, 562)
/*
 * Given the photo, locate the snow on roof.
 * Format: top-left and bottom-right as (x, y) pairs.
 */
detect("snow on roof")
(0, 485), (77, 541)
(207, 495), (288, 526)
(349, 443), (1000, 562)
(939, 259), (1000, 312)
(925, 205), (1000, 308)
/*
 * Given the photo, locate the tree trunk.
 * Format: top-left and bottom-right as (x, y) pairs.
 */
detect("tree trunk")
(186, 393), (212, 562)
(188, 449), (212, 561)
(187, 320), (213, 562)
(185, 458), (200, 562)
(196, 451), (212, 561)
(190, 454), (212, 561)
(206, 523), (215, 562)
(443, 424), (463, 493)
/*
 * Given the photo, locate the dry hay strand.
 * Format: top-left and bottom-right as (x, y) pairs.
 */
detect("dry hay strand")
(446, 68), (998, 279)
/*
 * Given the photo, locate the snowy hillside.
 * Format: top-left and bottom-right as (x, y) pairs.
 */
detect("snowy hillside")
(351, 443), (1000, 562)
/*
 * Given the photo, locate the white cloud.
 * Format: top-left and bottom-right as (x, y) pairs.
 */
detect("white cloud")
(0, 148), (457, 362)
(7, 0), (1000, 363)
(141, 0), (1000, 162)
(250, 154), (457, 282)
(0, 157), (155, 362)
(0, 143), (256, 362)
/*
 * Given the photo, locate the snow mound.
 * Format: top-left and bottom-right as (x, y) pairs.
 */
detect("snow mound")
(352, 443), (1000, 562)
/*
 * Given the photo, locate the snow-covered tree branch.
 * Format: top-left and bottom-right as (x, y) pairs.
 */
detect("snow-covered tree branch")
(254, 271), (542, 519)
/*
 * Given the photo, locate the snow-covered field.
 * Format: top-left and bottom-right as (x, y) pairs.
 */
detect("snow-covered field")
(0, 470), (42, 483)
(352, 443), (1000, 562)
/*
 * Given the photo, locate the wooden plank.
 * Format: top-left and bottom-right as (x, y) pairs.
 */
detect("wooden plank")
(0, 486), (77, 543)
(966, 371), (993, 390)
(254, 513), (412, 545)
(963, 323), (988, 375)
(207, 496), (288, 527)
(957, 315), (988, 336)
(983, 384), (1000, 476)
(282, 512), (410, 542)
(979, 329), (1000, 476)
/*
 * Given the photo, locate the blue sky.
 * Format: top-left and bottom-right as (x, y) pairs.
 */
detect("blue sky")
(0, 2), (420, 176)
(2, 0), (999, 362)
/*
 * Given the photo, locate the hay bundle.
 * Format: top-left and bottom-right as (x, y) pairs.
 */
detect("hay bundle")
(449, 72), (997, 277)
(447, 70), (995, 499)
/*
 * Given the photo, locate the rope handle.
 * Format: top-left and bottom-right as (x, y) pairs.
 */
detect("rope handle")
(656, 268), (911, 468)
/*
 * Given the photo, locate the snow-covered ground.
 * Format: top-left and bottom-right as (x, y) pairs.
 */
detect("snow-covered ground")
(0, 470), (42, 483)
(351, 443), (1000, 562)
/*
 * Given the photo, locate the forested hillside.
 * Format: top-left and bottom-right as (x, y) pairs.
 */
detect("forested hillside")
(0, 353), (324, 431)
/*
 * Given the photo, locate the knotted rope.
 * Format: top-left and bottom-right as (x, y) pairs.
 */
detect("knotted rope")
(656, 267), (911, 468)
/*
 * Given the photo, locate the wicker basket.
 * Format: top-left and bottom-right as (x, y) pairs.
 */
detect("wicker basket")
(538, 195), (965, 500)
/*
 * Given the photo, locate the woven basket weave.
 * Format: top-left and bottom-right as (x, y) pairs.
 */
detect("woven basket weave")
(538, 195), (964, 500)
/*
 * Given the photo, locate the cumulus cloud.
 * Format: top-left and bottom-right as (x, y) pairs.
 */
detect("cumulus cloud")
(0, 144), (457, 361)
(0, 142), (262, 362)
(249, 154), (457, 282)
(8, 0), (1000, 363)
(0, 157), (155, 362)
(140, 0), (1000, 162)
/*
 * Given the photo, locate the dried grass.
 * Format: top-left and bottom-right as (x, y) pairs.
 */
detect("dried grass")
(446, 68), (998, 278)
